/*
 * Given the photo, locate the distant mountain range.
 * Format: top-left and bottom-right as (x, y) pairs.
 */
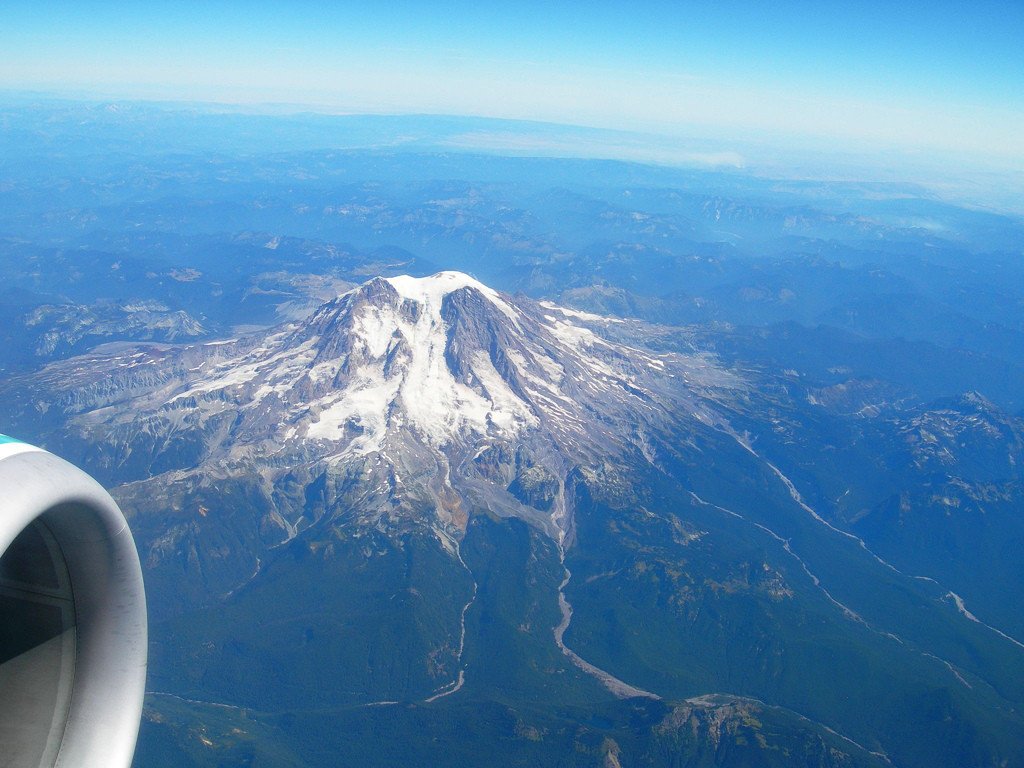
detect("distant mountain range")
(5, 272), (1024, 767)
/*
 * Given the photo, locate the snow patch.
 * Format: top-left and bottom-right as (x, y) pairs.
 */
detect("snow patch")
(540, 302), (624, 324)
(386, 272), (519, 324)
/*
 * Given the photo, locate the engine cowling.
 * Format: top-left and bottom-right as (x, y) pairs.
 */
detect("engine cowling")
(0, 435), (147, 768)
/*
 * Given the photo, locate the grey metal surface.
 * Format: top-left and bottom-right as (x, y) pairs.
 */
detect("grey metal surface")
(0, 440), (147, 768)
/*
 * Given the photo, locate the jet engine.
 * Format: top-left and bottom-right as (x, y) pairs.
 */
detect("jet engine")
(0, 435), (146, 768)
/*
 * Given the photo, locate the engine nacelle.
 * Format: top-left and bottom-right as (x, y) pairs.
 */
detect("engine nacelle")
(0, 435), (146, 768)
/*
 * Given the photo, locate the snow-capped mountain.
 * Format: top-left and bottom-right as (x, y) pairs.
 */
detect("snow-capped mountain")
(19, 271), (740, 544)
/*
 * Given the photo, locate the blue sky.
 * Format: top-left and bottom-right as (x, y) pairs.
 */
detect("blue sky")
(3, 0), (1023, 163)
